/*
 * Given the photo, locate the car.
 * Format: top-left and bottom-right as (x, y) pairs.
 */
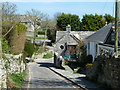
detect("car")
(25, 57), (31, 63)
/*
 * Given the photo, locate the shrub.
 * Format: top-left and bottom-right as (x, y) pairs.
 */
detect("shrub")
(2, 38), (10, 53)
(73, 67), (81, 74)
(37, 31), (45, 35)
(86, 63), (93, 69)
(43, 53), (53, 59)
(2, 21), (26, 53)
(24, 41), (34, 57)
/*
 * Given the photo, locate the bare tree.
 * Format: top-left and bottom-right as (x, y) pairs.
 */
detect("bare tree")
(26, 9), (47, 45)
(2, 2), (17, 22)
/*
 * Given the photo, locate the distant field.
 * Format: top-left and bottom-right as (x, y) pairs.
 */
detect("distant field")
(26, 36), (48, 40)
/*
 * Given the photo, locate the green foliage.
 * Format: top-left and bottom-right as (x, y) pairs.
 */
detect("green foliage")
(26, 36), (47, 40)
(37, 31), (45, 35)
(81, 14), (114, 31)
(2, 21), (26, 53)
(24, 41), (34, 57)
(47, 27), (57, 43)
(57, 13), (81, 31)
(43, 53), (53, 59)
(73, 67), (81, 74)
(35, 46), (49, 55)
(2, 38), (10, 53)
(104, 14), (114, 24)
(8, 70), (26, 88)
(86, 63), (93, 69)
(81, 14), (105, 31)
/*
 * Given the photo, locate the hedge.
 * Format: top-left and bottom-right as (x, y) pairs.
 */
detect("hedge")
(24, 41), (34, 58)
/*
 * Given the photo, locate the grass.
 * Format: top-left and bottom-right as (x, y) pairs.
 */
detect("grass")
(73, 67), (81, 74)
(35, 47), (49, 55)
(43, 53), (53, 59)
(26, 36), (48, 40)
(7, 70), (27, 88)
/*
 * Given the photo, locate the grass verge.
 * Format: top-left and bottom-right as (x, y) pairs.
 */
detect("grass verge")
(7, 70), (27, 88)
(26, 36), (48, 40)
(43, 53), (53, 59)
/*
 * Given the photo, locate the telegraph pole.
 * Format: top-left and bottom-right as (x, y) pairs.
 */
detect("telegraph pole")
(115, 0), (119, 57)
(0, 4), (2, 59)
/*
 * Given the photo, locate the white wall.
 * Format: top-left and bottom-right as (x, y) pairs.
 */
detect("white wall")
(87, 41), (98, 62)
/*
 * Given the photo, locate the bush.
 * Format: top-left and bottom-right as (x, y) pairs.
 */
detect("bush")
(24, 41), (34, 57)
(2, 38), (10, 53)
(43, 53), (53, 59)
(73, 67), (81, 74)
(37, 31), (45, 35)
(86, 63), (93, 69)
(2, 21), (26, 53)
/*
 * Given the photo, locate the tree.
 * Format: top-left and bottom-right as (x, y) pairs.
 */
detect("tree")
(41, 18), (57, 43)
(56, 13), (81, 31)
(104, 14), (114, 24)
(26, 9), (47, 45)
(81, 14), (105, 31)
(2, 2), (17, 21)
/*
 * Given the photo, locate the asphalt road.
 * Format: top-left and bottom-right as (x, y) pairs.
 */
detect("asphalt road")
(25, 58), (79, 89)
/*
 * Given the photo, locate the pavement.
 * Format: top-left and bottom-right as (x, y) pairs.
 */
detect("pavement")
(23, 46), (99, 89)
(49, 64), (99, 89)
(42, 46), (99, 89)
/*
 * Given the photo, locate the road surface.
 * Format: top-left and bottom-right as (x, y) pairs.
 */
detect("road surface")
(23, 58), (80, 89)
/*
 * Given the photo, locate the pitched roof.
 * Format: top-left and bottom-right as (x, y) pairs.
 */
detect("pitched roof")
(86, 23), (112, 43)
(56, 31), (95, 42)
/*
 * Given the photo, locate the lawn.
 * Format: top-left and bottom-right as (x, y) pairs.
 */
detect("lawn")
(43, 53), (53, 59)
(26, 36), (48, 40)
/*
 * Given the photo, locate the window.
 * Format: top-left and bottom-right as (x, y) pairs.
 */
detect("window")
(60, 45), (64, 49)
(111, 33), (115, 42)
(96, 44), (98, 55)
(88, 42), (90, 54)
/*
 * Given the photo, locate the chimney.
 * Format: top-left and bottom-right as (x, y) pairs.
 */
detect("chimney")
(66, 24), (71, 33)
(105, 21), (107, 26)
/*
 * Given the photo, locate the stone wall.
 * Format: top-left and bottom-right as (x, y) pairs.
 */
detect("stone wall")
(0, 54), (25, 88)
(54, 52), (63, 68)
(86, 55), (120, 88)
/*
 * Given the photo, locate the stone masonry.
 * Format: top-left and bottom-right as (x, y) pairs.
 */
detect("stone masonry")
(0, 54), (25, 88)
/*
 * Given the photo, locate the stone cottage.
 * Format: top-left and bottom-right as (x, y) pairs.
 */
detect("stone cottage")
(54, 25), (95, 67)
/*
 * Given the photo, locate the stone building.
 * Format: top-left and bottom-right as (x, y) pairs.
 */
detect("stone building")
(54, 25), (94, 67)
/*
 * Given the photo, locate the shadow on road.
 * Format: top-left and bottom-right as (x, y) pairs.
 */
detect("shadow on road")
(36, 62), (65, 70)
(36, 62), (55, 67)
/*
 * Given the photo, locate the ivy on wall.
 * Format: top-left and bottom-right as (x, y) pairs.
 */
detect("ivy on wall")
(2, 21), (26, 54)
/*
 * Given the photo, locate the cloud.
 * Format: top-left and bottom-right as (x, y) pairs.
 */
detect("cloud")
(0, 0), (115, 2)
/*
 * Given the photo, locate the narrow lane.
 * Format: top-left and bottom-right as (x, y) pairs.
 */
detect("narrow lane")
(27, 58), (78, 89)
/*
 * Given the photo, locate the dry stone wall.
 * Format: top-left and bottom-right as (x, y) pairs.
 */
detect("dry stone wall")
(86, 55), (120, 88)
(0, 54), (25, 89)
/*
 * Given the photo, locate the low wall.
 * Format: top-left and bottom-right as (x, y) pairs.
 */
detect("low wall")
(54, 52), (64, 68)
(86, 55), (120, 88)
(0, 54), (25, 88)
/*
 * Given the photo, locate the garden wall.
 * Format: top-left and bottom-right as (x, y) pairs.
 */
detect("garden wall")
(0, 54), (25, 88)
(86, 55), (120, 88)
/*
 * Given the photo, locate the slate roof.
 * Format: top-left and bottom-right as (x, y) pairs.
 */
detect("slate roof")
(86, 23), (113, 43)
(56, 31), (95, 43)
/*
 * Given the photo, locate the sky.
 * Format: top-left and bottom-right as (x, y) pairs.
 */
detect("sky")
(1, 0), (117, 20)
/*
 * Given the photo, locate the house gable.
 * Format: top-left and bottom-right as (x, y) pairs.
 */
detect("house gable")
(86, 23), (112, 43)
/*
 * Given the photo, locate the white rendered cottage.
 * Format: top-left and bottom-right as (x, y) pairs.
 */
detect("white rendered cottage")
(86, 22), (120, 62)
